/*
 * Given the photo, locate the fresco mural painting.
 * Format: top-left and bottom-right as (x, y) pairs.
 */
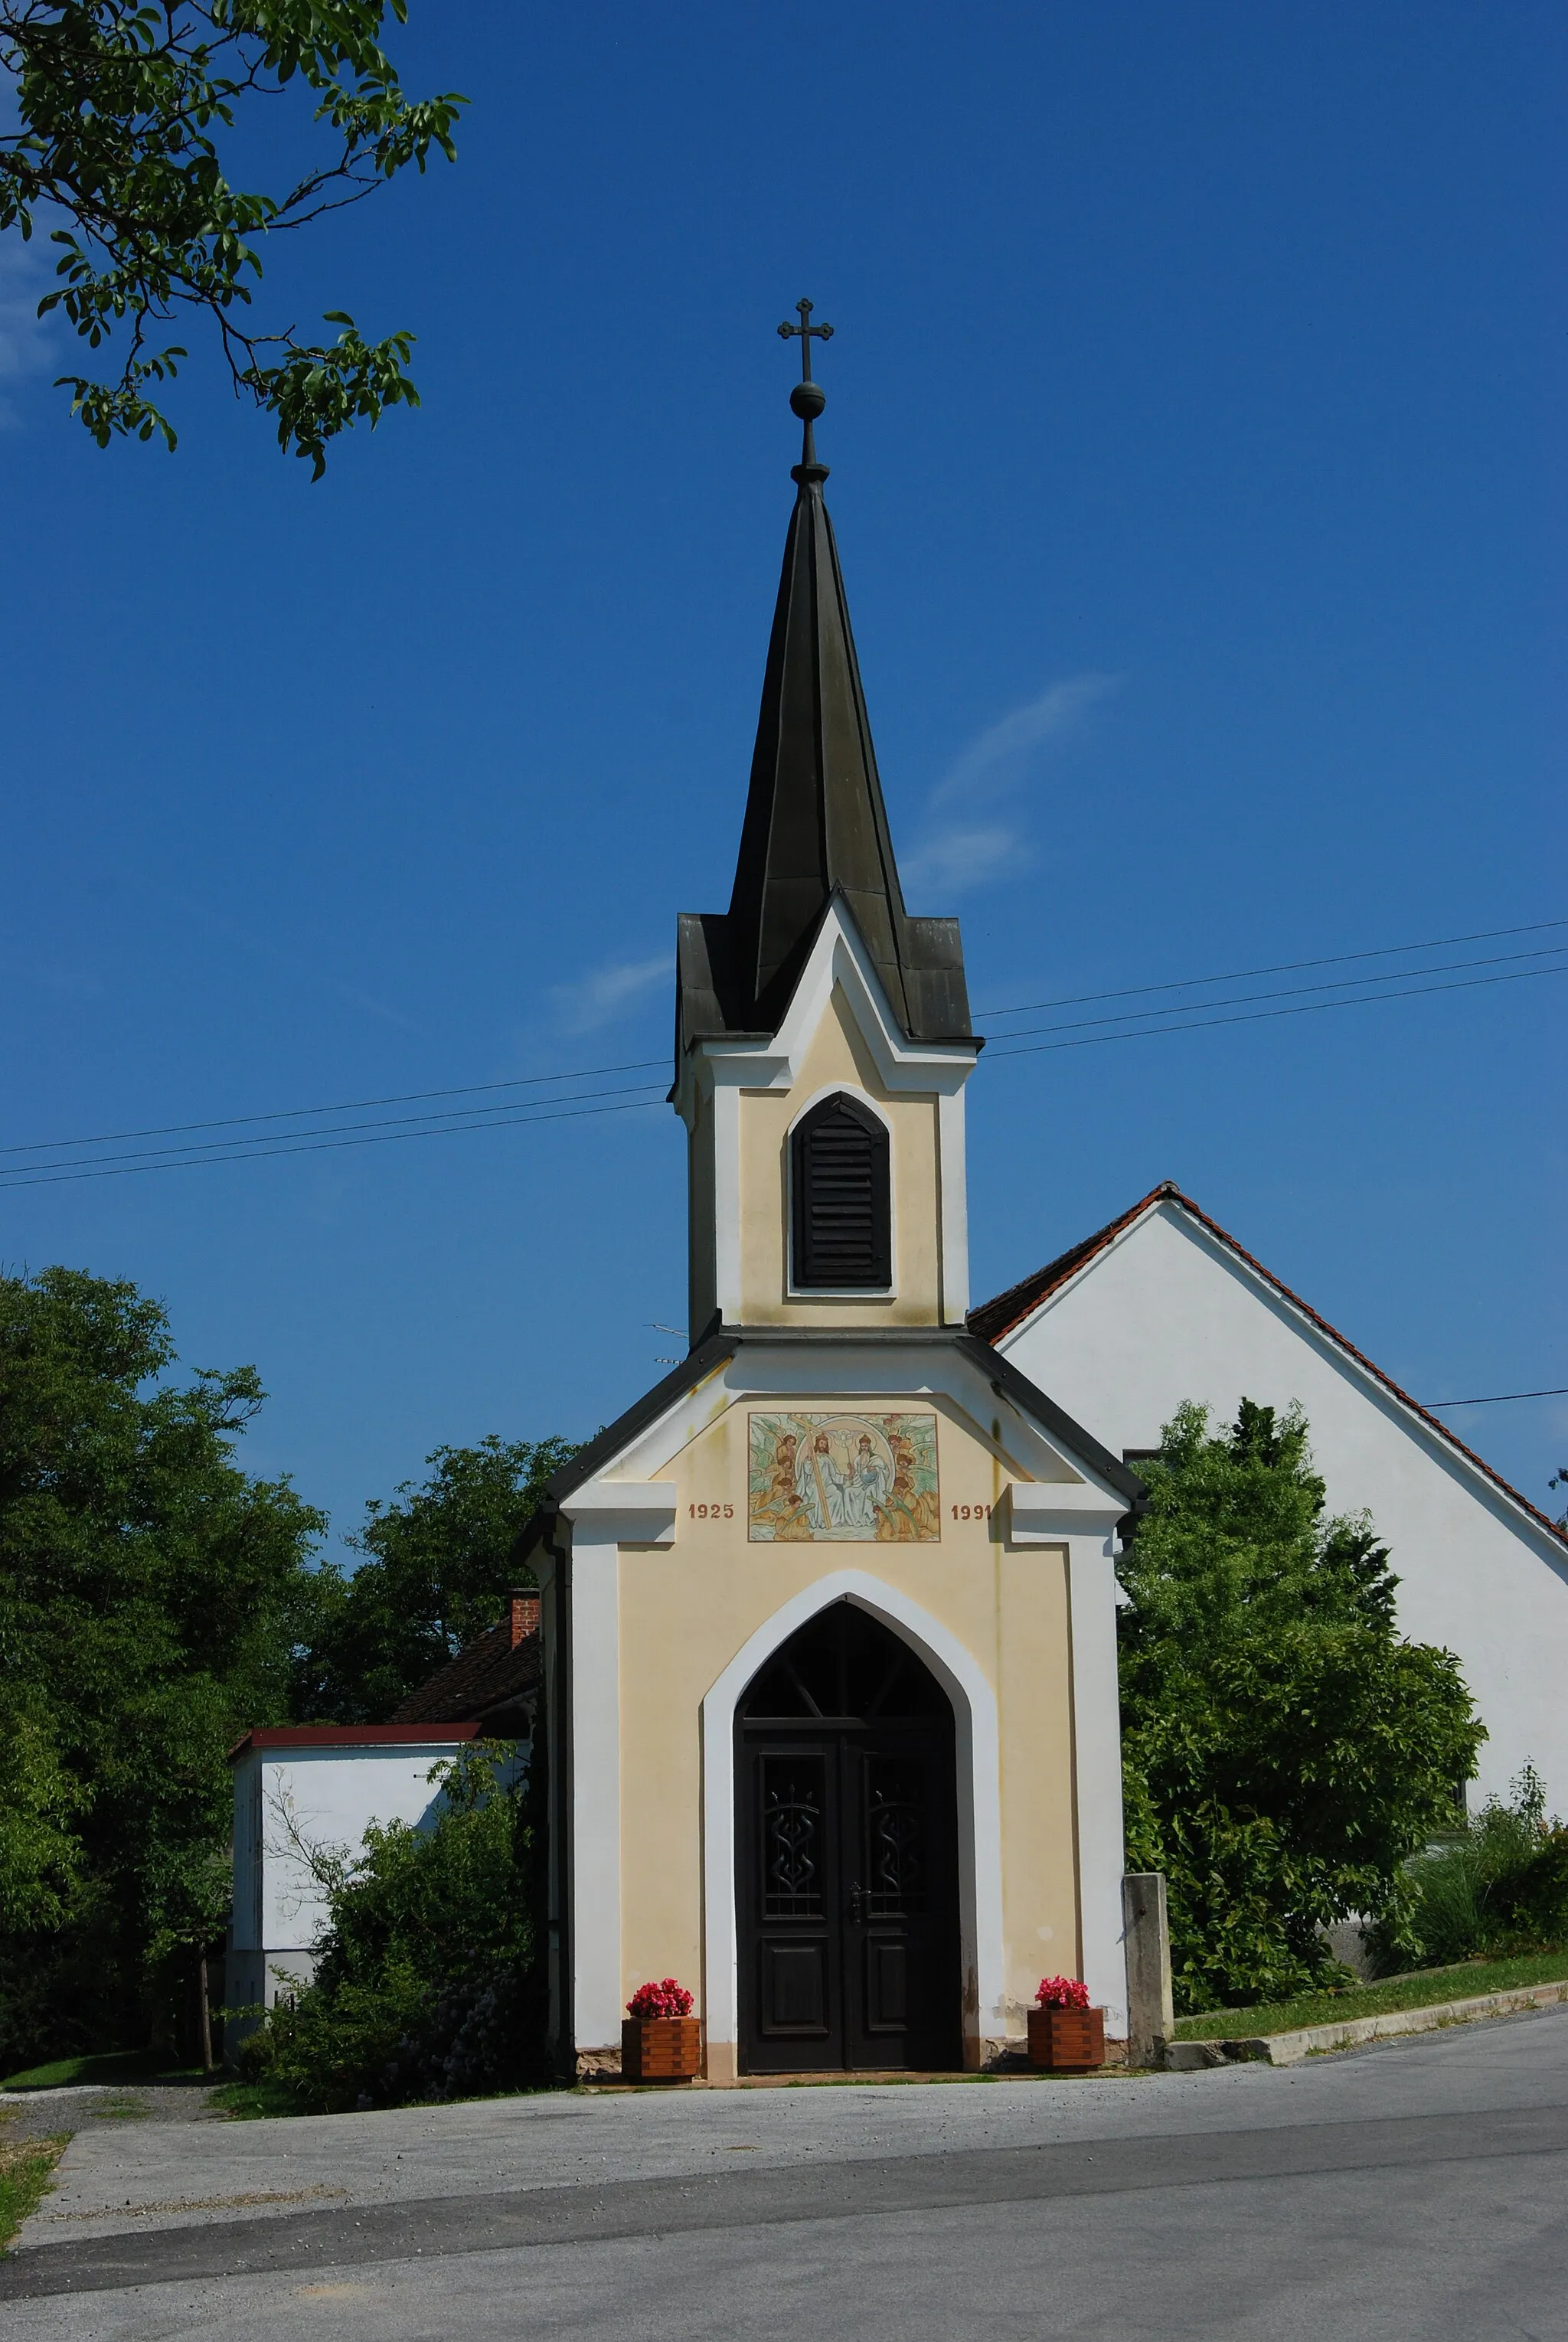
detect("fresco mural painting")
(747, 1412), (941, 1543)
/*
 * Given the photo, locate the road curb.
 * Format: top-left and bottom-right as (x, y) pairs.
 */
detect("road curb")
(1161, 1977), (1568, 2068)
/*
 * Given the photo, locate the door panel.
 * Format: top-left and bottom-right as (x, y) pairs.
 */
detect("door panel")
(762, 1942), (828, 2032)
(864, 1936), (908, 2030)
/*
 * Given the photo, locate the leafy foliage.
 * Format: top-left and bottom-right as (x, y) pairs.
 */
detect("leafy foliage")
(0, 2), (464, 471)
(300, 1434), (580, 1723)
(1379, 1765), (1568, 1970)
(1119, 1399), (1484, 2012)
(0, 1266), (328, 2069)
(236, 1743), (542, 2112)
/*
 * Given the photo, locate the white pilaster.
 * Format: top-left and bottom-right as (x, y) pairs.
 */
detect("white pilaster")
(565, 1527), (622, 2053)
(1066, 1536), (1129, 2037)
(936, 1085), (970, 1322)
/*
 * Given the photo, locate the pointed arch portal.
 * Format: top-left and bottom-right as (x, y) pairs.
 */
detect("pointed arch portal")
(735, 1602), (959, 2070)
(701, 1573), (1004, 2077)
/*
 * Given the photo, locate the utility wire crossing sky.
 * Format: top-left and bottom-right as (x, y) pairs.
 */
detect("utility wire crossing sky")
(2, 917), (1564, 1188)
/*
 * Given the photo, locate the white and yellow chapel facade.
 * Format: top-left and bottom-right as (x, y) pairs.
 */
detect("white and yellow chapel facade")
(518, 340), (1142, 2081)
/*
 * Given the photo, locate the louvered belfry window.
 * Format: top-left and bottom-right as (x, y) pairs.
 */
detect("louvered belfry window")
(791, 1093), (892, 1290)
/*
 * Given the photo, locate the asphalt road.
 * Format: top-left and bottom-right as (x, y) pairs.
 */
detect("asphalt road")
(5, 2008), (1566, 2339)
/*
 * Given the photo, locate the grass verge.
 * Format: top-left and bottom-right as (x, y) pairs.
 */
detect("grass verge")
(205, 2078), (302, 2121)
(1173, 1948), (1568, 2042)
(1, 2047), (205, 2093)
(0, 2128), (69, 2254)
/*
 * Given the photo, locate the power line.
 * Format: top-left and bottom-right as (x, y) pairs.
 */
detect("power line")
(0, 1092), (668, 1191)
(1424, 1388), (1568, 1409)
(0, 1079), (668, 1182)
(2, 917), (1561, 1191)
(973, 916), (1568, 1021)
(6, 917), (1561, 1167)
(0, 1057), (668, 1160)
(985, 961), (1568, 1059)
(984, 942), (1568, 1047)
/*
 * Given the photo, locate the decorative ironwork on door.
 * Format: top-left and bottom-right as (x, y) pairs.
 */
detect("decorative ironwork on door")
(864, 1760), (925, 1918)
(762, 1759), (825, 1919)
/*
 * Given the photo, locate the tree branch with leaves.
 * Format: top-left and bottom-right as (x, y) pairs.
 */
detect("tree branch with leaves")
(0, 2), (465, 473)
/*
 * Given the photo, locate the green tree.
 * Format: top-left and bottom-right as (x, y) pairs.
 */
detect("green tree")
(301, 1434), (581, 1724)
(1118, 1399), (1484, 2012)
(0, 2), (464, 472)
(0, 1266), (328, 2066)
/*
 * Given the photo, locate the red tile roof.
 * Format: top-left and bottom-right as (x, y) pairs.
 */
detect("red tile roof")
(969, 1181), (1568, 1551)
(389, 1596), (541, 1726)
(229, 1723), (481, 1760)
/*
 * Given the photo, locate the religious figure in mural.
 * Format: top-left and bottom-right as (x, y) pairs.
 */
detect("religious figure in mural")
(748, 1413), (939, 1542)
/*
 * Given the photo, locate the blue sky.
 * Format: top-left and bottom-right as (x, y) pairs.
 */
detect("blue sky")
(2, 0), (1562, 1553)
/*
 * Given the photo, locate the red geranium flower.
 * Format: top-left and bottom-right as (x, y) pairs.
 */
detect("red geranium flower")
(626, 1978), (694, 2020)
(1035, 1975), (1090, 2010)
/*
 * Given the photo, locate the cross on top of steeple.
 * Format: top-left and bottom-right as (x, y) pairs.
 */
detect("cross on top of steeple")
(777, 296), (834, 380)
(777, 298), (833, 467)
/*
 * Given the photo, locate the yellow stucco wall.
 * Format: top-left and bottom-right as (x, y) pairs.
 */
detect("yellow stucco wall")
(737, 985), (946, 1325)
(612, 1388), (1081, 2062)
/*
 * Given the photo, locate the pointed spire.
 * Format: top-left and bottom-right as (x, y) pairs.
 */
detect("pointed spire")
(697, 308), (972, 1045)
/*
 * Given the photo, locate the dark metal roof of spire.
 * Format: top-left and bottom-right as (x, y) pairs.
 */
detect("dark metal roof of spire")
(677, 308), (975, 1061)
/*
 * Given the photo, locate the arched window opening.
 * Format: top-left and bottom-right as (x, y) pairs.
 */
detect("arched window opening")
(791, 1093), (891, 1290)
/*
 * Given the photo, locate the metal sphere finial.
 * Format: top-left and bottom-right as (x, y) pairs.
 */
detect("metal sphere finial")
(777, 297), (834, 472)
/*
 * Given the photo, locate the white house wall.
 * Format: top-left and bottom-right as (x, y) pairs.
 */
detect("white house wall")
(228, 1744), (472, 2012)
(997, 1205), (1568, 1809)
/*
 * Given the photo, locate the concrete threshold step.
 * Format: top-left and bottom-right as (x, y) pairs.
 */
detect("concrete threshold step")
(1162, 1976), (1568, 2069)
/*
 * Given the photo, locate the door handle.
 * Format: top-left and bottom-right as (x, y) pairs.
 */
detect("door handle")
(848, 1881), (863, 1925)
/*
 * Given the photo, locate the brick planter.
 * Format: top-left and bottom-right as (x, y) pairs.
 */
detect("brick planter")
(621, 2015), (701, 2083)
(1027, 2005), (1106, 2073)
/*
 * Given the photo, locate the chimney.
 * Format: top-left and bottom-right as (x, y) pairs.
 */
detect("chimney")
(508, 1588), (541, 1647)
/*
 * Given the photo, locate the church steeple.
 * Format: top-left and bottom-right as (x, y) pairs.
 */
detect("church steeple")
(676, 307), (973, 1058)
(674, 312), (980, 1338)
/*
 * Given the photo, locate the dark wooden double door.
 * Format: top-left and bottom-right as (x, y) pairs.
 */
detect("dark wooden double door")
(736, 1603), (960, 2074)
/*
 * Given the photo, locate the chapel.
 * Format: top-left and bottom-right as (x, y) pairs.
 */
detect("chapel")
(229, 319), (1567, 2061)
(515, 314), (1142, 2080)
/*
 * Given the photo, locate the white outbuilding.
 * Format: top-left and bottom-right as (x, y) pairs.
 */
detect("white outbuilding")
(969, 1182), (1568, 1809)
(227, 1592), (541, 2024)
(227, 1723), (484, 2020)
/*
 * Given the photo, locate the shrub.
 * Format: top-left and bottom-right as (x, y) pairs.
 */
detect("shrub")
(1380, 1766), (1568, 1970)
(237, 1743), (543, 2112)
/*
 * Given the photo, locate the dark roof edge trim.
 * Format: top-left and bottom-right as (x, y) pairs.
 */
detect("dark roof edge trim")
(953, 1334), (1146, 1507)
(508, 1334), (741, 1569)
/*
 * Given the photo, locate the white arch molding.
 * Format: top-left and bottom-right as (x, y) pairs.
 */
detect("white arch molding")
(700, 1571), (1004, 2080)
